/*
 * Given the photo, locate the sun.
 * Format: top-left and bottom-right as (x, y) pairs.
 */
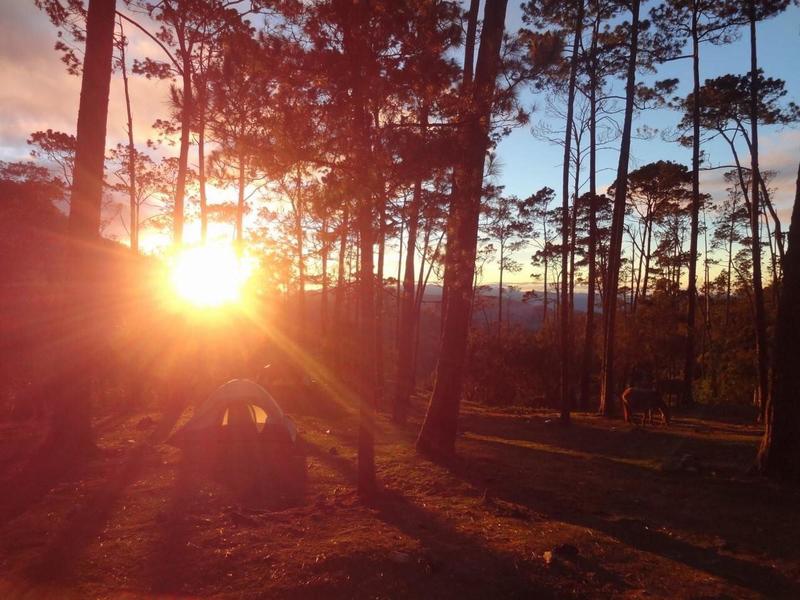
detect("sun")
(168, 243), (254, 308)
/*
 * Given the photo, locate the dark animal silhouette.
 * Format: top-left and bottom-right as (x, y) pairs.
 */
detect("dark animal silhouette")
(622, 387), (670, 426)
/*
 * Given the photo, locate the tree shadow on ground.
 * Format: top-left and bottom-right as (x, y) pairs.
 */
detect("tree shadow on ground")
(142, 443), (204, 595)
(9, 404), (186, 586)
(144, 431), (308, 594)
(21, 444), (153, 584)
(304, 439), (617, 599)
(444, 423), (800, 598)
(0, 429), (86, 529)
(459, 408), (759, 477)
(270, 381), (351, 421)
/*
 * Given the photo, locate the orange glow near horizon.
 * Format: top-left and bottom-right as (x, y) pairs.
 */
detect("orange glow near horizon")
(167, 243), (255, 308)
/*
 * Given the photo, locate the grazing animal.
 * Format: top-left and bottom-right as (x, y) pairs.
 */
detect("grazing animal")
(621, 387), (670, 426)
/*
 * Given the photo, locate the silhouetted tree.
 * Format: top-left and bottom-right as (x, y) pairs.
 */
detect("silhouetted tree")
(599, 0), (641, 417)
(417, 0), (509, 457)
(51, 0), (117, 451)
(28, 129), (77, 189)
(756, 163), (800, 479)
(652, 0), (737, 405)
(481, 192), (531, 333)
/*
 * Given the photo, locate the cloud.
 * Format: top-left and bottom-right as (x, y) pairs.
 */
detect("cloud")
(0, 2), (176, 162)
(698, 129), (799, 224)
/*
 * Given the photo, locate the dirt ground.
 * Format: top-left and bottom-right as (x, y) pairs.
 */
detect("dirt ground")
(1, 389), (799, 599)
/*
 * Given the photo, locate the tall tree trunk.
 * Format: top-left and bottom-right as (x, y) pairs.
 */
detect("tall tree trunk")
(599, 0), (640, 417)
(559, 2), (583, 424)
(635, 225), (645, 308)
(569, 148), (580, 318)
(683, 6), (701, 406)
(498, 243), (504, 334)
(393, 178), (423, 423)
(763, 208), (778, 300)
(413, 229), (446, 380)
(197, 84), (208, 244)
(725, 193), (736, 326)
(758, 175), (785, 267)
(412, 218), (434, 377)
(375, 202), (386, 410)
(748, 3), (769, 422)
(236, 152), (246, 246)
(119, 18), (138, 254)
(440, 0), (479, 334)
(641, 219), (653, 301)
(542, 234), (549, 325)
(321, 215), (330, 339)
(174, 59), (192, 244)
(463, 0), (479, 84)
(417, 0), (508, 457)
(356, 206), (376, 494)
(335, 206), (348, 330)
(344, 0), (376, 496)
(756, 163), (800, 479)
(292, 175), (306, 335)
(580, 2), (601, 410)
(52, 0), (117, 451)
(395, 209), (404, 351)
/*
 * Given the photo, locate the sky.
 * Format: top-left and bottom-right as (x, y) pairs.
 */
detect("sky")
(1, 1), (798, 284)
(495, 2), (800, 285)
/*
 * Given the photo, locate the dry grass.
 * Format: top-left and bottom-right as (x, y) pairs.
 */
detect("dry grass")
(1, 391), (799, 599)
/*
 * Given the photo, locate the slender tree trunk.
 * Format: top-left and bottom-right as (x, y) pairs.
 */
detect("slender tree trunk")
(569, 151), (580, 318)
(236, 152), (246, 246)
(335, 206), (348, 329)
(463, 0), (479, 84)
(375, 202), (386, 410)
(641, 219), (653, 301)
(417, 0), (508, 457)
(683, 7), (701, 406)
(412, 222), (432, 382)
(344, 0), (376, 496)
(395, 209), (404, 351)
(292, 174), (306, 333)
(555, 269), (561, 321)
(119, 18), (138, 254)
(356, 206), (376, 494)
(748, 4), (769, 422)
(632, 225), (642, 310)
(413, 229), (446, 379)
(543, 233), (549, 324)
(394, 178), (423, 423)
(579, 2), (600, 410)
(629, 236), (636, 311)
(498, 243), (504, 334)
(197, 84), (208, 244)
(759, 175), (785, 268)
(52, 0), (117, 451)
(321, 215), (330, 339)
(174, 58), (192, 244)
(763, 207), (778, 300)
(559, 3), (583, 423)
(599, 0), (640, 417)
(725, 194), (736, 326)
(440, 0), (479, 335)
(756, 163), (800, 479)
(702, 204), (712, 339)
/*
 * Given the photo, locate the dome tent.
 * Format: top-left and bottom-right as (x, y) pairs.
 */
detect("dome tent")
(172, 379), (297, 444)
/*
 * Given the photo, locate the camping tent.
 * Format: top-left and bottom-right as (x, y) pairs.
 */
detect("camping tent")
(172, 379), (297, 444)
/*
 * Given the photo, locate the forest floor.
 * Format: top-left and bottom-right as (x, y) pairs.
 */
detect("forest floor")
(1, 387), (799, 599)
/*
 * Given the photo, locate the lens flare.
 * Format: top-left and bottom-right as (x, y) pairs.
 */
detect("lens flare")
(168, 244), (253, 308)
